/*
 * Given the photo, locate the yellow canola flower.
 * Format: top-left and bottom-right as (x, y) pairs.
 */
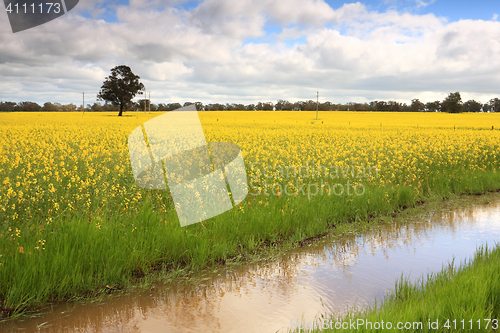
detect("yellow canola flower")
(0, 111), (498, 225)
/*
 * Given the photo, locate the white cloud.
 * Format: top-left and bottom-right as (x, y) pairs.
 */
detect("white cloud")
(1, 0), (500, 106)
(415, 0), (436, 9)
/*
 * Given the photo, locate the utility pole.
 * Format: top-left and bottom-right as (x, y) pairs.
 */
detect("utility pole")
(82, 92), (85, 114)
(148, 91), (151, 114)
(315, 90), (319, 120)
(144, 90), (147, 113)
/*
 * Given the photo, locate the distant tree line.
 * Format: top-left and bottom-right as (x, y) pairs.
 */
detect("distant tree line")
(2, 92), (500, 113)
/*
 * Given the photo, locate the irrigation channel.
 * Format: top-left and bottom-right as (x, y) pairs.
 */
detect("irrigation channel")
(2, 192), (500, 333)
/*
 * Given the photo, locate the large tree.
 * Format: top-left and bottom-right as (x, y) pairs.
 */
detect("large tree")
(425, 101), (441, 112)
(97, 65), (145, 116)
(441, 92), (463, 113)
(489, 98), (500, 112)
(43, 102), (58, 111)
(463, 99), (482, 113)
(15, 101), (42, 112)
(0, 101), (17, 112)
(410, 99), (425, 112)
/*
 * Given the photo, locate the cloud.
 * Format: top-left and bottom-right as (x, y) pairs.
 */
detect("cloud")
(1, 0), (500, 106)
(415, 0), (436, 9)
(380, 0), (436, 11)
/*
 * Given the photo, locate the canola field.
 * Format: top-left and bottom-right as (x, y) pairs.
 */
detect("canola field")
(1, 111), (500, 314)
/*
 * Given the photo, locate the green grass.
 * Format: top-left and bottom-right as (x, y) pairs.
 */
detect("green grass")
(1, 167), (500, 317)
(294, 244), (500, 332)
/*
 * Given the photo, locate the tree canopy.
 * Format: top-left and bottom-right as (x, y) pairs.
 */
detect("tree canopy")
(4, 91), (500, 113)
(97, 65), (145, 116)
(441, 92), (463, 113)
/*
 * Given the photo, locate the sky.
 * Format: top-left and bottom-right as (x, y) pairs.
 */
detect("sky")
(1, 0), (500, 106)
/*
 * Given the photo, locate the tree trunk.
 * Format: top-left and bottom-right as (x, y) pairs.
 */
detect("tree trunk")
(118, 103), (123, 116)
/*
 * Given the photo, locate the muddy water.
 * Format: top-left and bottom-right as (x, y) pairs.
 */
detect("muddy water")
(2, 193), (500, 333)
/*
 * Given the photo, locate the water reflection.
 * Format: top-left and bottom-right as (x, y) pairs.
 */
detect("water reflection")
(2, 195), (500, 333)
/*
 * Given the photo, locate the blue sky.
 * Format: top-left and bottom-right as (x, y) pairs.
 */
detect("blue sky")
(351, 0), (499, 22)
(240, 0), (500, 47)
(1, 0), (500, 106)
(88, 1), (500, 24)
